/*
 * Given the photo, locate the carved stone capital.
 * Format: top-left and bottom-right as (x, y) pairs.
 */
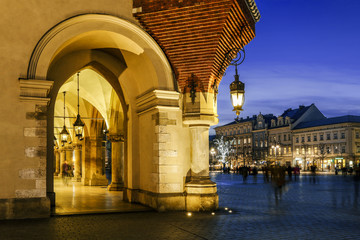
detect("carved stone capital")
(108, 134), (125, 142)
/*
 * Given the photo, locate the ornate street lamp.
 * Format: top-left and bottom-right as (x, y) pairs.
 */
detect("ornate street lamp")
(230, 65), (245, 116)
(219, 48), (246, 118)
(60, 91), (69, 144)
(73, 72), (85, 140)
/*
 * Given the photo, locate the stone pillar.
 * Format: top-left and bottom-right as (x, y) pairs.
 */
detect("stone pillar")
(65, 145), (74, 177)
(189, 125), (210, 178)
(54, 148), (60, 176)
(59, 148), (66, 176)
(108, 134), (124, 191)
(184, 123), (218, 211)
(73, 144), (82, 182)
(89, 137), (108, 186)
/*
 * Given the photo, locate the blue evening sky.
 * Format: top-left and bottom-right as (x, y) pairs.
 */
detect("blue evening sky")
(213, 0), (360, 134)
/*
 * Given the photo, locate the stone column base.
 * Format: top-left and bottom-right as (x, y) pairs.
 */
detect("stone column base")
(123, 188), (186, 211)
(185, 178), (218, 211)
(107, 182), (124, 191)
(89, 174), (108, 186)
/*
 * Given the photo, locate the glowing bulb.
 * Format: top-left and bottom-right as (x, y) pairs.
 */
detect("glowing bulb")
(187, 212), (192, 217)
(225, 207), (228, 211)
(211, 212), (215, 216)
(229, 210), (232, 213)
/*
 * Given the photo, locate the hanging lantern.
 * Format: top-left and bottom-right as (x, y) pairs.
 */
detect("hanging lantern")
(61, 91), (69, 143)
(60, 125), (69, 143)
(73, 72), (85, 140)
(230, 66), (245, 116)
(73, 114), (85, 138)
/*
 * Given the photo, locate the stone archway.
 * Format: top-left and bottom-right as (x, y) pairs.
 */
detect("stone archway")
(25, 14), (186, 211)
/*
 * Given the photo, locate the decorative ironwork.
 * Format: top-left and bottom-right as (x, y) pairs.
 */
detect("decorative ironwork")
(188, 73), (197, 104)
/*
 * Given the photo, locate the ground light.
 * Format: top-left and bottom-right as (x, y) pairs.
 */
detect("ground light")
(187, 212), (192, 217)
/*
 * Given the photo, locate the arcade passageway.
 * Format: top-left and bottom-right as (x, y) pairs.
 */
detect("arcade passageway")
(53, 177), (150, 215)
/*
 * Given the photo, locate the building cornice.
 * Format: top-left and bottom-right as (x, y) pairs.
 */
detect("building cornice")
(245, 0), (261, 23)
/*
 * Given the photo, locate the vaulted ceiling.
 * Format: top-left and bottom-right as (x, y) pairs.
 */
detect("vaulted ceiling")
(133, 0), (260, 93)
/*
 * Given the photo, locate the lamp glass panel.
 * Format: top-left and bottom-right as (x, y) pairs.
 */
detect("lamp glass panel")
(231, 92), (244, 108)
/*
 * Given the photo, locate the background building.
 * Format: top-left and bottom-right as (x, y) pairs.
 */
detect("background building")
(213, 104), (360, 169)
(293, 115), (360, 170)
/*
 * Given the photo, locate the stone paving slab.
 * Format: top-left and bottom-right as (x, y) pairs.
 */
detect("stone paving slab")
(1, 173), (360, 239)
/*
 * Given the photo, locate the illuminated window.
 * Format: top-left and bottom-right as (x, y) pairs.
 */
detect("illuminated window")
(244, 138), (247, 144)
(284, 147), (287, 154)
(296, 148), (300, 154)
(308, 148), (311, 154)
(288, 147), (292, 153)
(314, 147), (318, 154)
(334, 146), (339, 154)
(302, 148), (305, 154)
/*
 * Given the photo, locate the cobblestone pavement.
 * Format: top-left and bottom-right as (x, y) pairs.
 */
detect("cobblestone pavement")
(1, 173), (360, 239)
